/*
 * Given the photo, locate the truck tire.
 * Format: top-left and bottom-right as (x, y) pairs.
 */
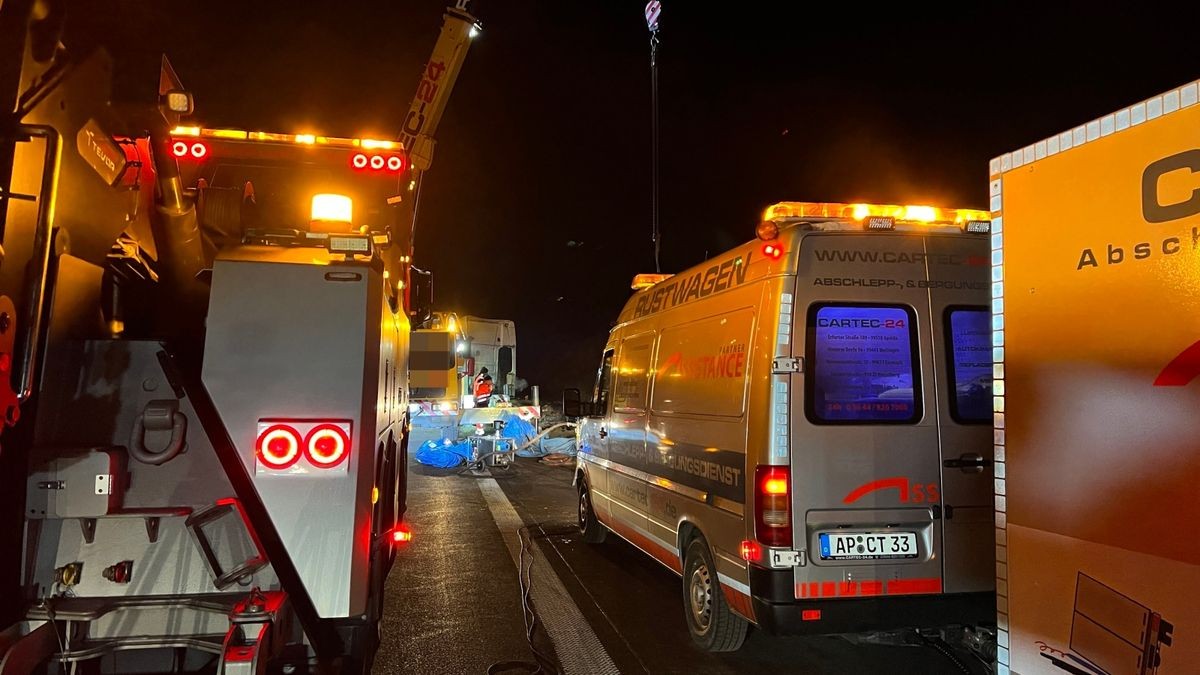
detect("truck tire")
(577, 481), (606, 544)
(682, 537), (748, 652)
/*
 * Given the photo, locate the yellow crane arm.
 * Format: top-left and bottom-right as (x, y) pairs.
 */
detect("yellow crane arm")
(399, 2), (479, 174)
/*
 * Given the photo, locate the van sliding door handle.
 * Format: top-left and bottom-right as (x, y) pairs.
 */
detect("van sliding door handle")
(944, 453), (990, 472)
(598, 427), (608, 439)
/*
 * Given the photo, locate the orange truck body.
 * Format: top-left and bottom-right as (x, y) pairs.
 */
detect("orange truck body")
(990, 79), (1200, 674)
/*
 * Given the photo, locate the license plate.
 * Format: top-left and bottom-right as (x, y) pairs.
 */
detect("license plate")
(819, 532), (918, 560)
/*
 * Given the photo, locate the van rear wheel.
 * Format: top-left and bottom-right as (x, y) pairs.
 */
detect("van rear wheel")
(682, 537), (748, 652)
(578, 482), (606, 544)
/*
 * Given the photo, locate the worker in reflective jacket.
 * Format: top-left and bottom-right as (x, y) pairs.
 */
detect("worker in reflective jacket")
(473, 368), (494, 408)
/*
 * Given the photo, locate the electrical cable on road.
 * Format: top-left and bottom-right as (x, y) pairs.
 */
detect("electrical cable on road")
(486, 524), (562, 675)
(918, 632), (975, 675)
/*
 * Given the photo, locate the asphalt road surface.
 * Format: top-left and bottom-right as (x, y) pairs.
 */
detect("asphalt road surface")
(376, 456), (989, 674)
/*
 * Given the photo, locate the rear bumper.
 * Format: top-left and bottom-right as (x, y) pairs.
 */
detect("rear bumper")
(748, 567), (994, 635)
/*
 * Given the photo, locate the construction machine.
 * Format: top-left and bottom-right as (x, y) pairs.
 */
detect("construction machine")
(0, 1), (479, 673)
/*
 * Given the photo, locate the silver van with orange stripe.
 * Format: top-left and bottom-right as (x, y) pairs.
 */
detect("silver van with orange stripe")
(568, 202), (997, 651)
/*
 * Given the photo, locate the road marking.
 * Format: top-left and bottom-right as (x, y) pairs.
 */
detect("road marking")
(477, 478), (620, 675)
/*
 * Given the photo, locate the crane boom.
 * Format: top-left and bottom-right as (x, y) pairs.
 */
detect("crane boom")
(397, 1), (479, 314)
(399, 2), (479, 175)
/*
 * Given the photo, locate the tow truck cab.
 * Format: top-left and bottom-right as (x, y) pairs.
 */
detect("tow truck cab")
(573, 202), (996, 650)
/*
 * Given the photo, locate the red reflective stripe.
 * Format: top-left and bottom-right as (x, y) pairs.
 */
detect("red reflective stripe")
(886, 578), (942, 595)
(596, 514), (681, 573)
(860, 580), (884, 596)
(794, 578), (937, 598)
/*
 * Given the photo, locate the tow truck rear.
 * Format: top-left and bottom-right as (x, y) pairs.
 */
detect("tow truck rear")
(0, 1), (481, 671)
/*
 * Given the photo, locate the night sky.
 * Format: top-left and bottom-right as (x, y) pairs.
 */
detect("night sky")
(72, 1), (1200, 394)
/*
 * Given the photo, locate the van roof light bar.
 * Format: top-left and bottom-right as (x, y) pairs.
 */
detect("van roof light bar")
(632, 273), (673, 290)
(762, 202), (990, 228)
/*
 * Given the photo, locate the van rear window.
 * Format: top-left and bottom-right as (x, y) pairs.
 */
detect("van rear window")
(946, 308), (992, 423)
(806, 304), (920, 424)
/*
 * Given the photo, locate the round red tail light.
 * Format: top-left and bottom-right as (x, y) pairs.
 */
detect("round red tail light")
(190, 142), (208, 159)
(369, 155), (385, 170)
(386, 155), (403, 172)
(257, 425), (302, 469)
(172, 141), (189, 157)
(305, 424), (350, 468)
(352, 152), (368, 169)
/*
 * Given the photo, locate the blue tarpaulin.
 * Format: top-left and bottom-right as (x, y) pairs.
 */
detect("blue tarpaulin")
(536, 436), (577, 456)
(497, 413), (578, 457)
(413, 438), (473, 468)
(499, 413), (536, 446)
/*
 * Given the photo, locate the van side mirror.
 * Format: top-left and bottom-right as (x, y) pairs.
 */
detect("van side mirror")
(562, 388), (582, 418)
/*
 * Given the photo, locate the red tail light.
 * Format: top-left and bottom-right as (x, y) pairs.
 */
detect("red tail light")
(257, 425), (302, 469)
(390, 522), (413, 544)
(802, 609), (821, 621)
(305, 424), (350, 468)
(172, 140), (208, 160)
(350, 152), (406, 173)
(755, 465), (792, 547)
(762, 243), (784, 260)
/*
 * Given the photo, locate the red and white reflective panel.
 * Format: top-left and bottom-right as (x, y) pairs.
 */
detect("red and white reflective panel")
(305, 423), (350, 468)
(256, 424), (302, 469)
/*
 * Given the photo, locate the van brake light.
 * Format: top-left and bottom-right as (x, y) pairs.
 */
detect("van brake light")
(755, 465), (792, 547)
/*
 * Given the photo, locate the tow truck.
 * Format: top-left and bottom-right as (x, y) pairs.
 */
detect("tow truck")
(0, 1), (480, 672)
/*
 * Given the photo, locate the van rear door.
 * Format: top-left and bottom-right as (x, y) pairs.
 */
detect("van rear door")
(923, 235), (994, 593)
(791, 234), (945, 598)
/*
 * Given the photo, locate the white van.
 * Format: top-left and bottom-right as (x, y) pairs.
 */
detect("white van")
(568, 202), (997, 651)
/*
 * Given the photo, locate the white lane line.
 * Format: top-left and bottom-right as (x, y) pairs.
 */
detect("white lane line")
(477, 478), (620, 675)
